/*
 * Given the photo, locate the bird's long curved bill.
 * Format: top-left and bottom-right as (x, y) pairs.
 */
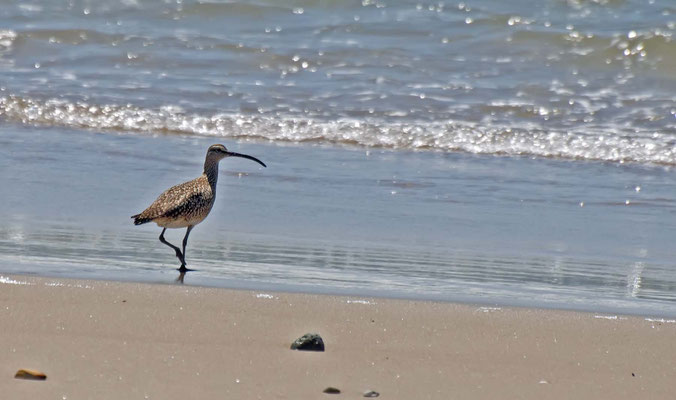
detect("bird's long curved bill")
(227, 151), (267, 168)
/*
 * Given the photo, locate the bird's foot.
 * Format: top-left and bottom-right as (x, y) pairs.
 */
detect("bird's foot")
(178, 265), (195, 272)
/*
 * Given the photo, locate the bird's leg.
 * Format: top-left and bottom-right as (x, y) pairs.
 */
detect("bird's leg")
(179, 226), (194, 272)
(159, 228), (185, 267)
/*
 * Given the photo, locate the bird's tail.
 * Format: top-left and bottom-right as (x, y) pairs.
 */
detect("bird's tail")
(131, 214), (152, 225)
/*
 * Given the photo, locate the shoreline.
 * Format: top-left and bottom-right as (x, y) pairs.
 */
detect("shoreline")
(2, 274), (675, 399)
(4, 269), (675, 320)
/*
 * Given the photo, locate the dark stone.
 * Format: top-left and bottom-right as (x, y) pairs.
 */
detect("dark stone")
(323, 387), (341, 394)
(290, 333), (325, 351)
(363, 390), (380, 397)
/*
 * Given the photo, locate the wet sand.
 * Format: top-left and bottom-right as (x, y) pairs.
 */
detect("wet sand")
(2, 275), (675, 399)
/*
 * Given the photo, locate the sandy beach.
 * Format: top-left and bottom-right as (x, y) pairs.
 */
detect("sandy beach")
(1, 275), (674, 399)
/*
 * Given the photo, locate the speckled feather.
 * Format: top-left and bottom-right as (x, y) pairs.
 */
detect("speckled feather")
(132, 175), (215, 228)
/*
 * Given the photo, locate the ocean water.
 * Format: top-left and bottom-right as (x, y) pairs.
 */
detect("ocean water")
(1, 0), (675, 316)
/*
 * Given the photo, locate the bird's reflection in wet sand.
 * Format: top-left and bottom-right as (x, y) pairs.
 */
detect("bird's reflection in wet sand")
(176, 269), (187, 284)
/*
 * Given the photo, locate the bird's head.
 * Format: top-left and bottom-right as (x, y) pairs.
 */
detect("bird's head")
(207, 144), (267, 167)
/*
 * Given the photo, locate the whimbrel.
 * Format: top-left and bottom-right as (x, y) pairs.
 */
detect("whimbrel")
(132, 144), (266, 271)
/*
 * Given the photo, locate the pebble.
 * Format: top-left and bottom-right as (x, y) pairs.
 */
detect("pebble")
(290, 333), (325, 351)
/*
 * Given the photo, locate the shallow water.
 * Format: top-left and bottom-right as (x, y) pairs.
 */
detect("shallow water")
(1, 124), (675, 316)
(0, 0), (675, 316)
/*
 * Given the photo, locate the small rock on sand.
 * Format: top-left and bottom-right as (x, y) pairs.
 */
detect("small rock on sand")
(323, 387), (341, 394)
(290, 333), (325, 351)
(364, 390), (380, 397)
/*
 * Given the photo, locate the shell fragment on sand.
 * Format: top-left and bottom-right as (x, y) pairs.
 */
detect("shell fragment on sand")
(14, 369), (47, 380)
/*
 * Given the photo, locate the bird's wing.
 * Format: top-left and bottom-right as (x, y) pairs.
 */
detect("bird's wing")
(136, 179), (203, 221)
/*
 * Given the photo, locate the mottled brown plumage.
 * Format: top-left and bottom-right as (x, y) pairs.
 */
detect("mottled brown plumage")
(132, 144), (266, 271)
(133, 171), (216, 228)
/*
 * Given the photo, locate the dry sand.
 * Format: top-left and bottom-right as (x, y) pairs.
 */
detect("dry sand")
(1, 274), (675, 399)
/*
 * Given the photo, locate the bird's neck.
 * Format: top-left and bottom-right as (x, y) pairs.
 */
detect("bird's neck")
(203, 155), (220, 188)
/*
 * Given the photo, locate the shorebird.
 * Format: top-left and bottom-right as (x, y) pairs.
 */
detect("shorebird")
(132, 144), (266, 271)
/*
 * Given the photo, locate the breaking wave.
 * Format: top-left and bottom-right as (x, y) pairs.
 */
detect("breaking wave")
(2, 95), (675, 165)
